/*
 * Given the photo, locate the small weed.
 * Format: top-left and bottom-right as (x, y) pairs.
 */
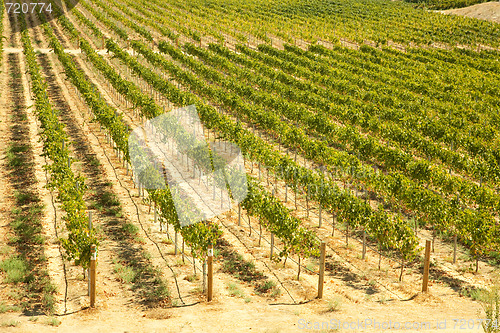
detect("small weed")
(184, 274), (198, 282)
(0, 302), (19, 313)
(227, 282), (244, 298)
(0, 246), (12, 256)
(0, 257), (26, 283)
(306, 262), (317, 273)
(255, 280), (275, 294)
(88, 156), (101, 168)
(244, 297), (251, 303)
(14, 190), (38, 205)
(161, 238), (172, 245)
(114, 263), (136, 283)
(326, 297), (342, 312)
(191, 286), (203, 295)
(46, 317), (61, 327)
(378, 294), (388, 304)
(6, 144), (27, 168)
(8, 290), (22, 301)
(122, 223), (139, 236)
(134, 236), (146, 244)
(459, 286), (485, 301)
(1, 320), (20, 327)
(270, 287), (282, 298)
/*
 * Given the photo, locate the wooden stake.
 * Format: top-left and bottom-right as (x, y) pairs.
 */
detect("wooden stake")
(207, 245), (213, 302)
(362, 230), (366, 260)
(422, 240), (431, 293)
(270, 233), (274, 259)
(319, 204), (322, 228)
(248, 211), (252, 237)
(318, 241), (326, 299)
(88, 211), (92, 296)
(182, 239), (185, 263)
(306, 185), (309, 218)
(203, 259), (207, 293)
(453, 234), (457, 264)
(90, 244), (96, 307)
(174, 232), (178, 255)
(238, 204), (241, 226)
(295, 184), (298, 209)
(297, 255), (301, 281)
(259, 222), (262, 246)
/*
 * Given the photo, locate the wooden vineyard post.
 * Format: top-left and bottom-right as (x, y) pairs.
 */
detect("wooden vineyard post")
(182, 239), (185, 263)
(174, 231), (178, 255)
(203, 259), (207, 293)
(295, 184), (298, 209)
(259, 222), (262, 246)
(306, 185), (309, 218)
(362, 230), (366, 260)
(90, 244), (96, 307)
(453, 234), (457, 264)
(318, 242), (326, 299)
(270, 233), (274, 259)
(319, 204), (322, 228)
(88, 212), (92, 296)
(422, 240), (431, 293)
(207, 245), (213, 302)
(238, 204), (241, 226)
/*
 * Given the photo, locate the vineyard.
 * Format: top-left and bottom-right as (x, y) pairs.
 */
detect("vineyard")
(0, 0), (499, 331)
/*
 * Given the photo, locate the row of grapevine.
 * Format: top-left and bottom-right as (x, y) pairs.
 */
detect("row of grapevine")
(19, 15), (98, 269)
